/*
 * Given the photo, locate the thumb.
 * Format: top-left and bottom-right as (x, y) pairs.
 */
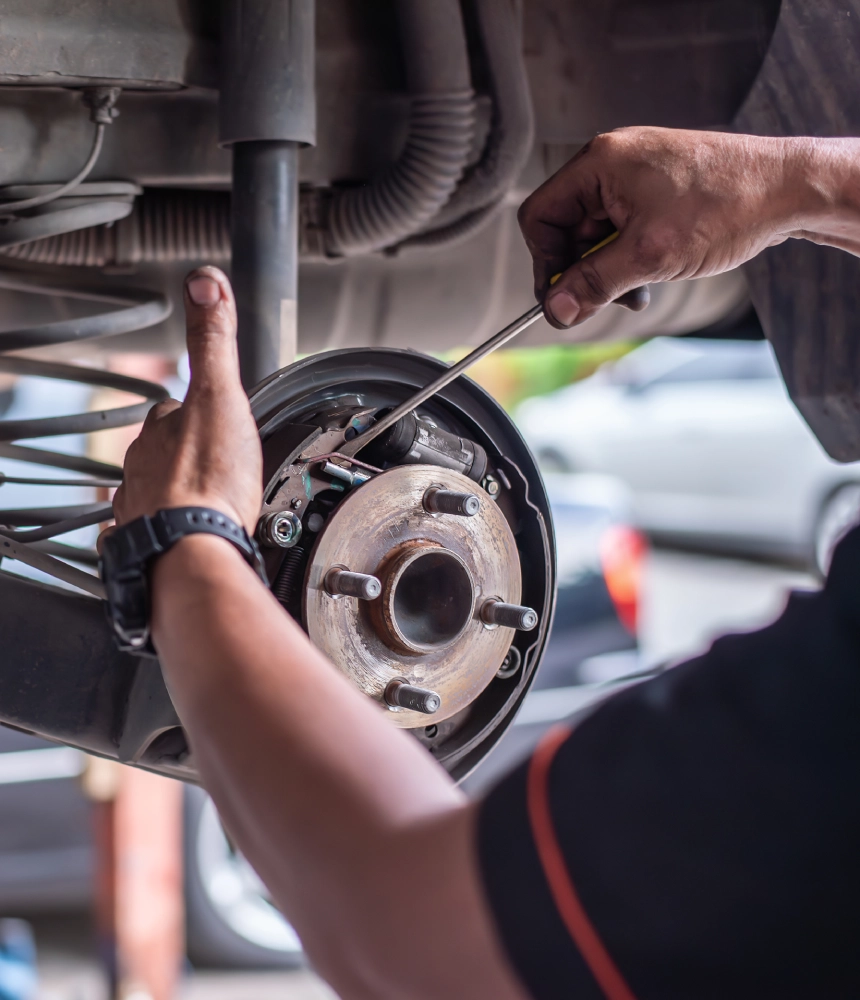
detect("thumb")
(544, 232), (653, 329)
(184, 266), (242, 397)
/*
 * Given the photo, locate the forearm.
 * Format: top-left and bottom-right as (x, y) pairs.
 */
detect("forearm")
(151, 532), (462, 849)
(149, 536), (509, 995)
(779, 136), (860, 253)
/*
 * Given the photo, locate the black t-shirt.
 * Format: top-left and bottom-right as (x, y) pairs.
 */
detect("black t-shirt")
(478, 525), (860, 999)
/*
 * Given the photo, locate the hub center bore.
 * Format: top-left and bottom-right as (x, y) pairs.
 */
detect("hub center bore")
(379, 544), (475, 654)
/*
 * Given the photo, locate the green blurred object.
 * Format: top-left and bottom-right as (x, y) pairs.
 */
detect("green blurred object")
(439, 342), (635, 411)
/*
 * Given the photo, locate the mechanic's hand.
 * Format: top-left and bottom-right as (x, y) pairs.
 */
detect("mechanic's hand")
(111, 266), (263, 532)
(519, 127), (798, 329)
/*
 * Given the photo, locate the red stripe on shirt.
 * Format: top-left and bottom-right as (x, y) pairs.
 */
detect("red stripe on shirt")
(526, 725), (637, 1000)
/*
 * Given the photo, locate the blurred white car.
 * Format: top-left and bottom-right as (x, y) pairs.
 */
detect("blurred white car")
(517, 337), (860, 571)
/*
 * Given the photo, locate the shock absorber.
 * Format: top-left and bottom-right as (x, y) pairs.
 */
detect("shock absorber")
(220, 0), (315, 389)
(0, 89), (171, 595)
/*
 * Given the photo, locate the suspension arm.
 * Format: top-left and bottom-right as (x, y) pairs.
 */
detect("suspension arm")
(0, 571), (193, 780)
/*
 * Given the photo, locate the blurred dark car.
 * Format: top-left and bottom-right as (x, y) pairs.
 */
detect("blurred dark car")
(464, 473), (647, 794)
(0, 473), (645, 966)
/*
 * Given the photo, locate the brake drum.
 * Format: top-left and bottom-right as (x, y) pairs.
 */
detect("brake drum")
(249, 348), (556, 780)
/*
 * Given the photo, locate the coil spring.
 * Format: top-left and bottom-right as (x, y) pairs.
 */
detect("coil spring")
(0, 122), (171, 594)
(272, 546), (308, 615)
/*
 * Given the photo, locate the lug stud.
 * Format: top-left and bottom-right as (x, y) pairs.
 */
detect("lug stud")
(423, 487), (480, 517)
(384, 679), (442, 714)
(481, 600), (538, 631)
(325, 567), (382, 600)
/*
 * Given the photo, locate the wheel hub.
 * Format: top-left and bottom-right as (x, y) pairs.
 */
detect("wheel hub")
(304, 465), (520, 727)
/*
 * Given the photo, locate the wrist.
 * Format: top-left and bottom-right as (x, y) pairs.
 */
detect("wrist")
(151, 533), (253, 631)
(776, 136), (860, 244)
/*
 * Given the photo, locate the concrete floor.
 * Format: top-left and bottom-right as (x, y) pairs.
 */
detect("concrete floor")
(29, 545), (817, 1000)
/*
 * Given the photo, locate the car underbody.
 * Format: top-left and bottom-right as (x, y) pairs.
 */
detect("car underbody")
(1, 0), (858, 782)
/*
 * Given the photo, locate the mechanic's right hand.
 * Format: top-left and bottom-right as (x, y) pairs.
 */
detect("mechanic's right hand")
(518, 126), (801, 330)
(111, 266), (263, 533)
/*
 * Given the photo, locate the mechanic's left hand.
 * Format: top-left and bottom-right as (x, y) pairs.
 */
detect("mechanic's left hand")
(110, 266), (263, 533)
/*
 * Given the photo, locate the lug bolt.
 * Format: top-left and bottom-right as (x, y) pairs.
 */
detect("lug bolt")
(481, 600), (538, 631)
(423, 487), (480, 517)
(325, 567), (382, 600)
(483, 475), (501, 498)
(384, 679), (442, 714)
(496, 645), (522, 679)
(258, 510), (303, 549)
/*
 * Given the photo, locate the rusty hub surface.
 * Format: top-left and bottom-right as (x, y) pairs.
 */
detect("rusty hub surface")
(304, 465), (520, 727)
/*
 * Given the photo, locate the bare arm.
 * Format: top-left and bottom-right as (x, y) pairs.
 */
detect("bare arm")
(517, 128), (860, 328)
(111, 268), (528, 1000)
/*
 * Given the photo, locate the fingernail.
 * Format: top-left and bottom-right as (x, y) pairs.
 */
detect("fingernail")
(546, 290), (579, 327)
(187, 275), (221, 307)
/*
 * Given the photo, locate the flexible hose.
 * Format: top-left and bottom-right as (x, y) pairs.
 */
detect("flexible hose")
(401, 200), (498, 250)
(401, 0), (534, 249)
(0, 188), (229, 268)
(323, 0), (476, 256)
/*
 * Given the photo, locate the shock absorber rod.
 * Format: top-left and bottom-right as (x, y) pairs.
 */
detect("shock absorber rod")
(231, 142), (299, 389)
(220, 0), (316, 390)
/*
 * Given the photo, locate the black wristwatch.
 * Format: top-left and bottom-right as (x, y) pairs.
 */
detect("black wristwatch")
(99, 507), (267, 655)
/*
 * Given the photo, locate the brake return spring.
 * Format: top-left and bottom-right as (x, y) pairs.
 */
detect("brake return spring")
(0, 89), (171, 596)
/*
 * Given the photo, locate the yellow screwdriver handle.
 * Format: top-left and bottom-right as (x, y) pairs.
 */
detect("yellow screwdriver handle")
(550, 230), (620, 285)
(581, 229), (619, 259)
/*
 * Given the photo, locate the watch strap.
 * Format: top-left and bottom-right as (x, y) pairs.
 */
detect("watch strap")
(100, 506), (266, 655)
(151, 508), (265, 575)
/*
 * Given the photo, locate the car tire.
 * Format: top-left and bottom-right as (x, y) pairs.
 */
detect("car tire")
(184, 786), (304, 970)
(814, 483), (860, 576)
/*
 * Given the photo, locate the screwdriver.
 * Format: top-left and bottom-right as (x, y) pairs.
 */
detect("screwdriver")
(338, 231), (620, 459)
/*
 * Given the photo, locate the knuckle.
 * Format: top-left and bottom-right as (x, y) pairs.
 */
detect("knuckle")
(589, 130), (620, 158)
(632, 228), (677, 274)
(187, 318), (227, 339)
(144, 400), (176, 425)
(517, 194), (538, 232)
(111, 484), (125, 516)
(576, 261), (616, 304)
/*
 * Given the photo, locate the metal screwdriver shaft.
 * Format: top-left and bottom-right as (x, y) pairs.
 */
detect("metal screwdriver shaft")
(339, 303), (543, 458)
(340, 233), (621, 460)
